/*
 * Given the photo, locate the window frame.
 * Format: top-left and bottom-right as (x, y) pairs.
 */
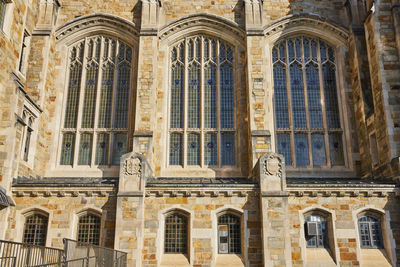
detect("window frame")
(304, 214), (329, 248)
(217, 211), (242, 255)
(18, 30), (31, 76)
(77, 212), (102, 245)
(358, 214), (384, 249)
(23, 212), (49, 246)
(271, 34), (349, 170)
(166, 35), (238, 169)
(164, 211), (189, 254)
(57, 34), (135, 169)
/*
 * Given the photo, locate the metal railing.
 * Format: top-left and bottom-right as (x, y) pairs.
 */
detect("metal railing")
(0, 239), (127, 267)
(0, 240), (63, 267)
(63, 239), (127, 267)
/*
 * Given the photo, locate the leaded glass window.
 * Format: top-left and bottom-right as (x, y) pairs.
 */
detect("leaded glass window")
(169, 36), (236, 167)
(273, 36), (344, 168)
(23, 214), (48, 246)
(305, 214), (328, 248)
(358, 215), (383, 249)
(77, 214), (101, 245)
(60, 36), (133, 166)
(218, 213), (241, 254)
(165, 213), (188, 253)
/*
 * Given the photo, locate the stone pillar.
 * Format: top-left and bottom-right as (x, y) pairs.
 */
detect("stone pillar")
(255, 152), (292, 267)
(114, 152), (153, 266)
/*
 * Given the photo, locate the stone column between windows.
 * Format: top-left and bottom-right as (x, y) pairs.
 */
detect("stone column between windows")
(255, 152), (292, 267)
(244, 0), (273, 168)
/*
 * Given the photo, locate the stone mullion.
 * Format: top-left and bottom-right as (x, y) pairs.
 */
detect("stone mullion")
(109, 41), (120, 166)
(216, 39), (221, 168)
(301, 38), (313, 167)
(74, 38), (90, 167)
(183, 38), (188, 168)
(317, 41), (331, 168)
(200, 37), (205, 168)
(91, 38), (105, 166)
(285, 40), (295, 167)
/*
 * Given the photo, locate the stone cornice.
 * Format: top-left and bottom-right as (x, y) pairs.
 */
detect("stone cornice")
(12, 187), (116, 198)
(288, 187), (398, 198)
(264, 13), (349, 44)
(55, 13), (140, 42)
(159, 13), (246, 44)
(144, 189), (255, 198)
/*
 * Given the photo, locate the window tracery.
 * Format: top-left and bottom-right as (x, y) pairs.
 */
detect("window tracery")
(273, 35), (344, 168)
(169, 35), (236, 167)
(60, 35), (132, 166)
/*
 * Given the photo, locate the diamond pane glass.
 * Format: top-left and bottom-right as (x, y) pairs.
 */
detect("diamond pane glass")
(274, 63), (289, 129)
(97, 63), (114, 128)
(222, 133), (235, 165)
(64, 63), (82, 128)
(311, 134), (326, 166)
(277, 133), (291, 166)
(204, 133), (217, 165)
(204, 64), (217, 128)
(291, 63), (306, 129)
(23, 214), (48, 246)
(112, 133), (126, 165)
(78, 133), (93, 165)
(113, 63), (130, 128)
(95, 133), (109, 165)
(187, 133), (200, 165)
(188, 64), (201, 128)
(170, 64), (184, 128)
(60, 133), (75, 165)
(295, 134), (309, 166)
(81, 64), (98, 128)
(165, 213), (187, 253)
(169, 133), (182, 165)
(220, 64), (234, 129)
(306, 64), (323, 129)
(329, 133), (344, 166)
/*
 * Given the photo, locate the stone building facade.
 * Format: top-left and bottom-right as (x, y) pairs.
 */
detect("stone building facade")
(0, 0), (400, 266)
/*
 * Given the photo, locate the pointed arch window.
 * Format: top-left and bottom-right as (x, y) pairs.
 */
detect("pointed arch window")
(60, 36), (133, 167)
(305, 214), (329, 248)
(165, 212), (188, 253)
(169, 35), (236, 167)
(217, 213), (241, 254)
(273, 36), (344, 168)
(358, 214), (383, 249)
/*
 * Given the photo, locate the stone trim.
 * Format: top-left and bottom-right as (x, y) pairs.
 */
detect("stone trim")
(55, 13), (139, 43)
(12, 188), (116, 197)
(144, 189), (255, 198)
(288, 188), (397, 198)
(158, 13), (246, 44)
(264, 13), (349, 44)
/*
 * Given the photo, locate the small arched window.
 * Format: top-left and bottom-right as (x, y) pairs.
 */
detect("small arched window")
(218, 213), (241, 254)
(165, 213), (188, 253)
(23, 213), (48, 246)
(169, 35), (236, 167)
(77, 213), (101, 245)
(358, 214), (383, 249)
(273, 36), (344, 168)
(60, 35), (133, 167)
(305, 214), (328, 248)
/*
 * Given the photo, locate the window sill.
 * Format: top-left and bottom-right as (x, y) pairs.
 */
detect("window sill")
(215, 254), (244, 267)
(160, 254), (190, 267)
(360, 249), (392, 267)
(306, 248), (336, 267)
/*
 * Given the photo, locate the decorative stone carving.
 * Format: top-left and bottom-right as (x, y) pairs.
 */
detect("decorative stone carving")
(263, 154), (282, 178)
(124, 157), (142, 177)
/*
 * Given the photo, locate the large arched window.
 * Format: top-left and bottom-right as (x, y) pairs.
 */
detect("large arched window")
(23, 213), (48, 246)
(60, 35), (133, 166)
(218, 213), (241, 254)
(169, 35), (236, 167)
(358, 214), (383, 249)
(164, 212), (188, 253)
(273, 36), (344, 168)
(77, 213), (101, 245)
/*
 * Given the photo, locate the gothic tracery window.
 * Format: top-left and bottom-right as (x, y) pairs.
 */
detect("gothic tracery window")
(273, 36), (344, 168)
(169, 35), (236, 167)
(60, 35), (132, 166)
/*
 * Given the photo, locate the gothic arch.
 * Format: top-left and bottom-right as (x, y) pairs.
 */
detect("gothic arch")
(55, 13), (140, 46)
(159, 13), (246, 47)
(264, 13), (349, 47)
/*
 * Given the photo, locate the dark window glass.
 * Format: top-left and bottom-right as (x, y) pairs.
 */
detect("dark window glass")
(165, 213), (188, 253)
(358, 215), (383, 249)
(305, 214), (328, 248)
(218, 214), (241, 254)
(23, 214), (48, 246)
(77, 214), (101, 245)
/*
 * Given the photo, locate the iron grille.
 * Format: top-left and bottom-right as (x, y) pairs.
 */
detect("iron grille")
(164, 213), (187, 253)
